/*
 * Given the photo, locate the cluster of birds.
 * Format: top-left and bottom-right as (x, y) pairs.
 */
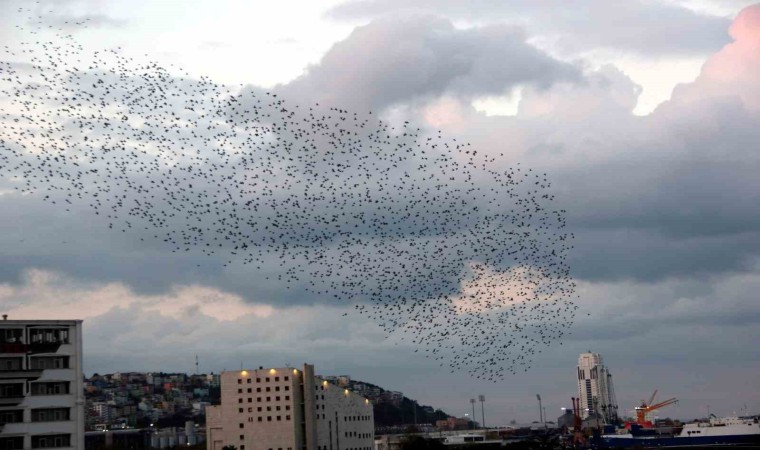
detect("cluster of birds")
(0, 7), (578, 380)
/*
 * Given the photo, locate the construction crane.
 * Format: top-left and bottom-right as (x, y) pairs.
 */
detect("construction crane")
(632, 390), (678, 428)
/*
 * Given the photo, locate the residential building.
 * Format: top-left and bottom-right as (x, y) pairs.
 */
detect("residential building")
(0, 318), (85, 450)
(576, 352), (618, 423)
(206, 363), (373, 450)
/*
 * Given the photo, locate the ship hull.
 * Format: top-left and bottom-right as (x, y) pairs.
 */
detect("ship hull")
(602, 433), (760, 448)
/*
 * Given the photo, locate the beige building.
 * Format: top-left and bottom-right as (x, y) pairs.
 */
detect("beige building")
(206, 364), (373, 450)
(0, 319), (85, 450)
(576, 352), (618, 423)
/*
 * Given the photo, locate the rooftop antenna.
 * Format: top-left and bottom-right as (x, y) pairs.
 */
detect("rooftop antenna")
(195, 354), (199, 375)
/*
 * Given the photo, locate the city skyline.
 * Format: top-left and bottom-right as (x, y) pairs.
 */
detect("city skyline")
(1, 0), (759, 426)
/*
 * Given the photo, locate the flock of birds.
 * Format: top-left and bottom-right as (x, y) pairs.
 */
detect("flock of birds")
(0, 7), (578, 380)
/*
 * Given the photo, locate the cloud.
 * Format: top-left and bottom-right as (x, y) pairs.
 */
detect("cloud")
(276, 16), (581, 111)
(327, 0), (733, 56)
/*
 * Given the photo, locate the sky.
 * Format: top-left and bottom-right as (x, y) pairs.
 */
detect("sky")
(1, 0), (759, 425)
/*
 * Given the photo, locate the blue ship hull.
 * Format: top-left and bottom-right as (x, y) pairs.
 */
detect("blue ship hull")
(602, 433), (760, 448)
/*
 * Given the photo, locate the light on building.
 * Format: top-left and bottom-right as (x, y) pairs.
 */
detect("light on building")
(241, 370), (248, 376)
(269, 369), (276, 375)
(365, 399), (369, 404)
(344, 389), (349, 395)
(293, 369), (298, 375)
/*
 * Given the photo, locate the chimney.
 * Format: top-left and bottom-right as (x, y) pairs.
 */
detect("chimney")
(2, 314), (7, 320)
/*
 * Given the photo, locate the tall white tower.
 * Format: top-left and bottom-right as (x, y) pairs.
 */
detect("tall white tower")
(577, 352), (618, 423)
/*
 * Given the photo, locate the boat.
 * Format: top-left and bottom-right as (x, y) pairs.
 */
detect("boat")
(602, 415), (760, 448)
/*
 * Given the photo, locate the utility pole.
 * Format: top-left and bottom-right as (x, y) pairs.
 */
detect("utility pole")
(479, 395), (486, 429)
(470, 399), (476, 429)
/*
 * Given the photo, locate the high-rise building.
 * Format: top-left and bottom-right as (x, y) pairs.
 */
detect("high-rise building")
(206, 364), (373, 450)
(0, 318), (85, 450)
(576, 352), (618, 423)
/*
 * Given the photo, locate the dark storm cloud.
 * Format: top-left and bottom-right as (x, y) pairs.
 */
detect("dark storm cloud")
(328, 0), (732, 56)
(277, 16), (581, 111)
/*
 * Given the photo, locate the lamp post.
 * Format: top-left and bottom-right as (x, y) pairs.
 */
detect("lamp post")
(478, 395), (486, 429)
(536, 394), (543, 426)
(470, 399), (476, 429)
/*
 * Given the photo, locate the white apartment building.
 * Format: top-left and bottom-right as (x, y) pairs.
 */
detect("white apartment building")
(207, 364), (373, 450)
(0, 319), (85, 450)
(576, 352), (618, 423)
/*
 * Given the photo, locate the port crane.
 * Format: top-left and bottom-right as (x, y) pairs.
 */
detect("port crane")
(630, 390), (678, 428)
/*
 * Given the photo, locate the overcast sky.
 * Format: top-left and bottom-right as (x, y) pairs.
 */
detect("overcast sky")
(1, 0), (759, 424)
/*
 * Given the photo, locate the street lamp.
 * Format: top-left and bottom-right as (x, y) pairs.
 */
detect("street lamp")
(470, 399), (476, 429)
(478, 395), (486, 429)
(536, 394), (543, 426)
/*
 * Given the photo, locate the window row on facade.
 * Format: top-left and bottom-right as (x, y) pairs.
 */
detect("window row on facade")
(344, 432), (372, 439)
(343, 415), (371, 422)
(1, 328), (70, 345)
(237, 385), (290, 393)
(0, 382), (70, 397)
(237, 376), (291, 384)
(237, 395), (290, 404)
(0, 356), (70, 371)
(0, 434), (70, 449)
(0, 408), (70, 423)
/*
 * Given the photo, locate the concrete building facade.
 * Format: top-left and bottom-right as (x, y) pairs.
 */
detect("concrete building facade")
(207, 364), (373, 450)
(576, 352), (618, 423)
(0, 319), (85, 450)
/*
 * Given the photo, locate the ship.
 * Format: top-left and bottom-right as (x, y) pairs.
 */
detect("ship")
(601, 415), (760, 448)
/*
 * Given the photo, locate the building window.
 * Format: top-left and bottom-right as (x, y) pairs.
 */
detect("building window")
(257, 388), (262, 392)
(247, 379), (251, 383)
(265, 378), (270, 382)
(0, 358), (22, 371)
(238, 379), (242, 384)
(276, 416), (281, 421)
(31, 434), (70, 448)
(266, 397), (271, 402)
(248, 407), (252, 412)
(285, 396), (290, 401)
(257, 407), (262, 412)
(257, 397), (262, 402)
(257, 378), (261, 383)
(32, 408), (70, 422)
(239, 408), (244, 413)
(286, 415), (291, 421)
(267, 406), (271, 411)
(258, 417), (262, 422)
(267, 416), (272, 422)
(0, 383), (24, 398)
(238, 399), (243, 404)
(0, 410), (23, 424)
(276, 396), (280, 401)
(238, 389), (243, 393)
(247, 388), (252, 393)
(239, 424), (244, 429)
(275, 386), (280, 392)
(30, 382), (69, 396)
(276, 406), (281, 411)
(275, 377), (279, 382)
(0, 437), (23, 450)
(285, 406), (290, 411)
(284, 376), (289, 381)
(285, 386), (289, 391)
(240, 435), (244, 440)
(248, 398), (252, 403)
(266, 387), (271, 392)
(241, 447), (245, 450)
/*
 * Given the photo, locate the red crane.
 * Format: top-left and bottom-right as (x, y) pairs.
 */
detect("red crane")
(626, 390), (678, 429)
